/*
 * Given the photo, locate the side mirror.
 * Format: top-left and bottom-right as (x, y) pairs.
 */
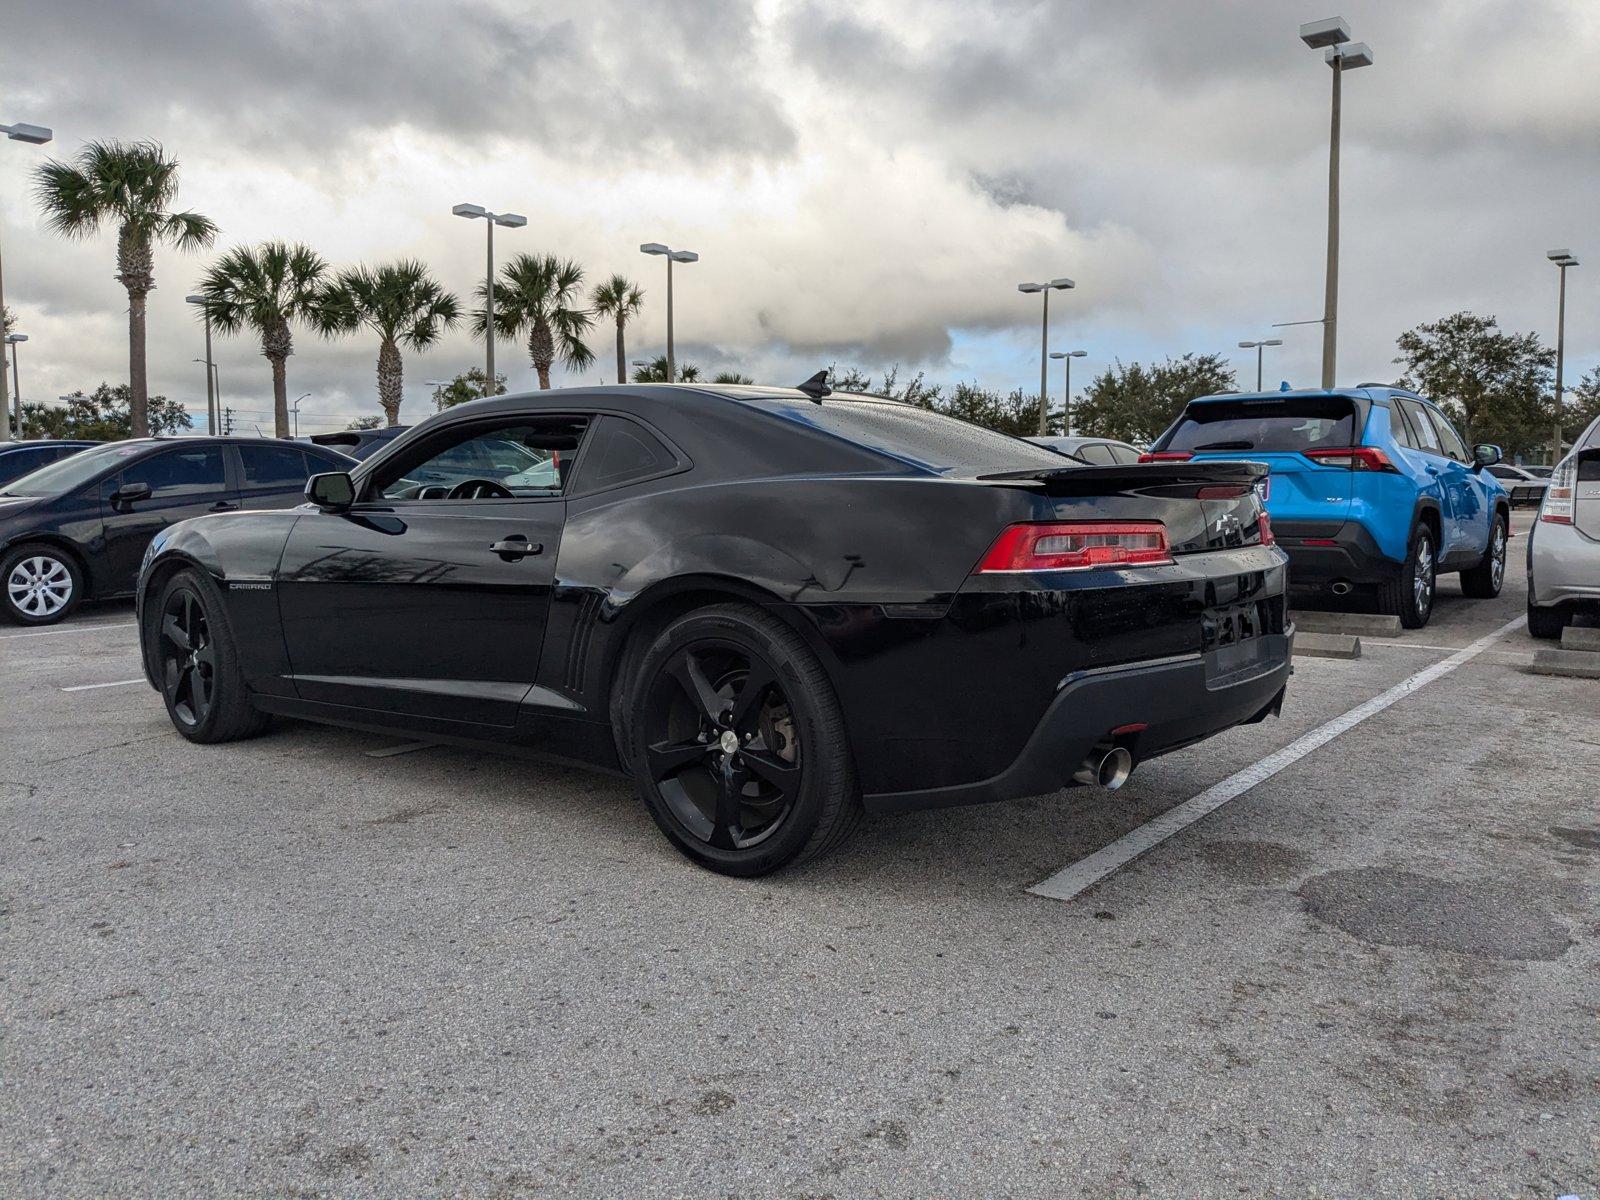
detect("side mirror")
(113, 481), (152, 508)
(1472, 444), (1502, 471)
(305, 471), (355, 511)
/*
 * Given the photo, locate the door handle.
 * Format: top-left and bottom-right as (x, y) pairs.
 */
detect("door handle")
(490, 536), (542, 560)
(210, 501), (239, 512)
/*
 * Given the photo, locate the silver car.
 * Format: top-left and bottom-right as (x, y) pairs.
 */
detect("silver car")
(1526, 415), (1600, 638)
(1025, 435), (1144, 465)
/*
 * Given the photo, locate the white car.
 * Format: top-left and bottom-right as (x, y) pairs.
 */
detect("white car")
(1025, 435), (1144, 465)
(1526, 416), (1600, 638)
(1486, 462), (1549, 507)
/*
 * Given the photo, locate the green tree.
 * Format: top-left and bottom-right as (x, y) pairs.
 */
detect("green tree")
(1393, 312), (1555, 456)
(1566, 366), (1600, 444)
(196, 241), (331, 437)
(22, 383), (189, 440)
(590, 274), (645, 385)
(346, 415), (382, 431)
(318, 261), (459, 427)
(712, 371), (755, 384)
(476, 253), (594, 389)
(631, 355), (700, 382)
(1074, 353), (1237, 445)
(33, 140), (216, 438)
(432, 367), (509, 410)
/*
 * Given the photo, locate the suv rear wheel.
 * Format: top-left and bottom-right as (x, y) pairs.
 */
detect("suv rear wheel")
(1377, 523), (1436, 629)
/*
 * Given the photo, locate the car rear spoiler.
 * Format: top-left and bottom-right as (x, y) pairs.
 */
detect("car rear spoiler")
(977, 459), (1269, 496)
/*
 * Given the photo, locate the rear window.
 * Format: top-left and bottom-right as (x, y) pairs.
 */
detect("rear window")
(751, 396), (1066, 475)
(1161, 396), (1362, 455)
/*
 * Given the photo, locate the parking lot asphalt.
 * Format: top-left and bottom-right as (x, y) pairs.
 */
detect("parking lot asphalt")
(3, 510), (1597, 1199)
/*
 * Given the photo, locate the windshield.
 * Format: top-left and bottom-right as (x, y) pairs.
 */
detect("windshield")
(751, 395), (1069, 475)
(0, 440), (155, 497)
(1161, 396), (1361, 455)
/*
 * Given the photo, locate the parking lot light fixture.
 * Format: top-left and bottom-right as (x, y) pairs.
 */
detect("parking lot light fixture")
(1300, 17), (1372, 390)
(1548, 249), (1580, 463)
(1, 118), (54, 441)
(1019, 279), (1075, 435)
(455, 203), (526, 397)
(1049, 349), (1089, 435)
(5, 332), (26, 436)
(640, 243), (699, 383)
(1238, 338), (1284, 391)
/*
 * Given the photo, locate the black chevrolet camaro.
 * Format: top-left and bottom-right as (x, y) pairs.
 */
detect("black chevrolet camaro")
(136, 383), (1293, 875)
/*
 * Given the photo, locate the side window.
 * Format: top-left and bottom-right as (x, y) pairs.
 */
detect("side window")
(239, 444), (311, 487)
(571, 416), (678, 492)
(121, 446), (226, 497)
(1388, 404), (1418, 450)
(1076, 442), (1116, 465)
(1108, 443), (1143, 465)
(0, 447), (55, 484)
(370, 417), (588, 501)
(1429, 409), (1470, 463)
(1398, 400), (1443, 456)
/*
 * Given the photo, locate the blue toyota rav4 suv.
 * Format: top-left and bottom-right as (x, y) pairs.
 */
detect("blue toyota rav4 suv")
(1143, 387), (1509, 628)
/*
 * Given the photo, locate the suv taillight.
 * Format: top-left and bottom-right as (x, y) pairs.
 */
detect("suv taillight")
(1138, 451), (1193, 463)
(1303, 446), (1398, 472)
(975, 522), (1173, 573)
(1540, 457), (1576, 524)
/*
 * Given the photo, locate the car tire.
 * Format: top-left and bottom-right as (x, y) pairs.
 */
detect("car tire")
(1376, 523), (1436, 629)
(625, 602), (862, 877)
(1460, 510), (1508, 599)
(2, 542), (85, 626)
(1526, 599), (1568, 640)
(153, 568), (273, 744)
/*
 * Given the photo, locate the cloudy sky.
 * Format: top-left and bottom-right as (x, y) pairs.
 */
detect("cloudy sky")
(3, 0), (1597, 435)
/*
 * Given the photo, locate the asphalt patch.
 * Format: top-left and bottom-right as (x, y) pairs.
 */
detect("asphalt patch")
(1549, 826), (1600, 852)
(1298, 867), (1571, 960)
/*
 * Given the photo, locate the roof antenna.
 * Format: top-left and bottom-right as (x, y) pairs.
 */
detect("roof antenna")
(796, 370), (832, 403)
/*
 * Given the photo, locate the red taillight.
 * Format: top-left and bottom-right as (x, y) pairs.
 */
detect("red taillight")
(1258, 511), (1275, 546)
(1138, 451), (1193, 463)
(1303, 446), (1397, 472)
(974, 522), (1172, 573)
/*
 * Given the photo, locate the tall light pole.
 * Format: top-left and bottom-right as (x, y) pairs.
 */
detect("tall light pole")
(640, 243), (698, 382)
(453, 204), (526, 395)
(184, 294), (218, 434)
(1238, 338), (1284, 391)
(1019, 278), (1075, 435)
(5, 332), (25, 436)
(1299, 19), (1372, 389)
(290, 393), (310, 438)
(1, 119), (53, 441)
(1049, 349), (1088, 435)
(1548, 249), (1579, 463)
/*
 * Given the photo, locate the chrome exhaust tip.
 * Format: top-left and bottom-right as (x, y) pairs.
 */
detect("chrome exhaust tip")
(1330, 580), (1354, 596)
(1074, 744), (1134, 790)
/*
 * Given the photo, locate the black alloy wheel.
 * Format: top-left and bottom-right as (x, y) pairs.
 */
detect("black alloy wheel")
(152, 570), (272, 744)
(627, 604), (860, 876)
(161, 584), (217, 728)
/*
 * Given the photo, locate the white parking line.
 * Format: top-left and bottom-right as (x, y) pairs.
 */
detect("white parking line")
(61, 678), (147, 692)
(1028, 613), (1528, 903)
(0, 622), (137, 641)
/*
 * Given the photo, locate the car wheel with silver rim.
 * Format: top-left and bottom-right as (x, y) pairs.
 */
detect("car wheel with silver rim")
(1, 543), (84, 626)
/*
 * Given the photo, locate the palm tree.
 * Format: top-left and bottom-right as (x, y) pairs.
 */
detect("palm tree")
(631, 355), (700, 383)
(589, 274), (644, 385)
(33, 140), (216, 438)
(476, 253), (594, 389)
(196, 242), (330, 436)
(319, 261), (459, 426)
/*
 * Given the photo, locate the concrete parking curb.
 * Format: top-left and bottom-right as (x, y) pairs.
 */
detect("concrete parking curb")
(1559, 627), (1600, 652)
(1530, 649), (1600, 679)
(1292, 631), (1362, 659)
(1290, 611), (1402, 638)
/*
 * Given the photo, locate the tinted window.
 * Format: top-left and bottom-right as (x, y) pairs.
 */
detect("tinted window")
(750, 396), (1065, 475)
(1397, 399), (1443, 455)
(122, 446), (226, 496)
(1076, 442), (1116, 465)
(239, 444), (310, 487)
(1108, 443), (1143, 465)
(1429, 409), (1470, 463)
(0, 446), (58, 485)
(1, 441), (145, 496)
(1387, 404), (1419, 450)
(372, 418), (587, 501)
(1163, 396), (1358, 454)
(574, 417), (677, 491)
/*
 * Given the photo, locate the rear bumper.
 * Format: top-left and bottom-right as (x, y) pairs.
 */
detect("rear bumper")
(1528, 518), (1600, 608)
(863, 629), (1293, 815)
(1273, 520), (1399, 587)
